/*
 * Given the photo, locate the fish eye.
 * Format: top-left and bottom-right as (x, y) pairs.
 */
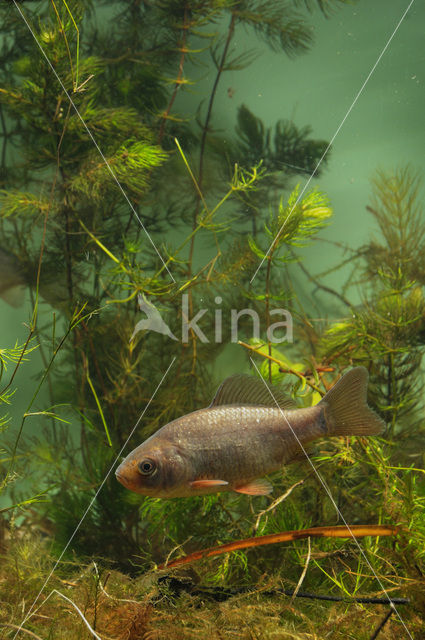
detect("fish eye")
(138, 458), (156, 476)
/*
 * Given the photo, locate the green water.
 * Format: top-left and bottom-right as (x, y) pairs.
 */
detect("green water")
(1, 0), (424, 344)
(3, 0), (423, 420)
(0, 2), (424, 637)
(174, 0), (425, 297)
(0, 0), (421, 490)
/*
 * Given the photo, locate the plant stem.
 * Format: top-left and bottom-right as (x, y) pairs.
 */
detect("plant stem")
(196, 12), (236, 201)
(264, 232), (283, 382)
(0, 104), (8, 172)
(158, 4), (190, 144)
(295, 253), (352, 308)
(265, 254), (272, 382)
(186, 12), (236, 375)
(238, 341), (325, 396)
(1, 307), (87, 490)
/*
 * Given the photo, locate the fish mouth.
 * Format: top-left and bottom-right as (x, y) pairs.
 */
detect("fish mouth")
(115, 469), (131, 488)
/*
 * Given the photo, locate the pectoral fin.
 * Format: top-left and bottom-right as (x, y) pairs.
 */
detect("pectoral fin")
(190, 479), (229, 489)
(234, 478), (273, 496)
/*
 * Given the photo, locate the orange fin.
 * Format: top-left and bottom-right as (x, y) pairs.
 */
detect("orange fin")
(234, 478), (273, 496)
(190, 479), (229, 489)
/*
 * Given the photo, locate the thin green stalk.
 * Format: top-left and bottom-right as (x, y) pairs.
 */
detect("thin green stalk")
(86, 370), (112, 447)
(265, 254), (273, 382)
(264, 232), (282, 382)
(174, 138), (209, 214)
(51, 0), (80, 90)
(238, 341), (325, 396)
(1, 304), (92, 490)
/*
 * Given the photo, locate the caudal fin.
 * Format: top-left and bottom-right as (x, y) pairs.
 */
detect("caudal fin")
(320, 367), (385, 437)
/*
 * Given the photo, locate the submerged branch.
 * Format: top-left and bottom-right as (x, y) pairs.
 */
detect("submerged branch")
(158, 524), (400, 569)
(253, 479), (304, 533)
(295, 253), (352, 308)
(369, 608), (394, 640)
(155, 575), (410, 606)
(238, 341), (325, 396)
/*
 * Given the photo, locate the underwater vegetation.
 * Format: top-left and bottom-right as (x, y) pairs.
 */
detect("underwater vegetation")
(0, 1), (424, 638)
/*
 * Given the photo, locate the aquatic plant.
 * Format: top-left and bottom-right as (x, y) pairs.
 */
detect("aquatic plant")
(0, 0), (349, 560)
(321, 167), (425, 435)
(1, 532), (423, 639)
(248, 182), (332, 382)
(212, 104), (330, 234)
(0, 341), (35, 508)
(1, 1), (424, 639)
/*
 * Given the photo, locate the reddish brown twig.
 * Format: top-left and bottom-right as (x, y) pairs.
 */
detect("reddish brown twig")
(158, 524), (400, 569)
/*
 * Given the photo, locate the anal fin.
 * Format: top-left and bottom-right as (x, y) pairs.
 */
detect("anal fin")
(234, 478), (273, 496)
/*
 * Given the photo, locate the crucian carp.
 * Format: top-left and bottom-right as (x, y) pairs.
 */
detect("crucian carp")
(116, 367), (384, 498)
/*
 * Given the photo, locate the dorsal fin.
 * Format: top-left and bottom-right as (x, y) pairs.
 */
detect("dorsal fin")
(210, 374), (296, 410)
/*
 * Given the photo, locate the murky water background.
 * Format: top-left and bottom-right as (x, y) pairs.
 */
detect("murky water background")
(2, 0), (424, 432)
